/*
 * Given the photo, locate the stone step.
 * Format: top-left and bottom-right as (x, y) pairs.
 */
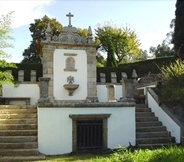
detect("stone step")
(137, 143), (175, 149)
(136, 112), (155, 117)
(136, 108), (151, 112)
(0, 155), (45, 162)
(0, 109), (37, 114)
(0, 142), (37, 149)
(0, 114), (37, 119)
(0, 149), (39, 156)
(136, 104), (148, 108)
(0, 124), (37, 130)
(0, 105), (37, 109)
(136, 116), (159, 122)
(0, 119), (37, 124)
(136, 104), (175, 148)
(136, 121), (162, 127)
(136, 137), (175, 144)
(136, 126), (167, 132)
(136, 131), (170, 138)
(0, 136), (37, 143)
(0, 130), (37, 136)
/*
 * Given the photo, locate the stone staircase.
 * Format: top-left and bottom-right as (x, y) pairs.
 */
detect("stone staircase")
(136, 104), (175, 149)
(0, 105), (45, 162)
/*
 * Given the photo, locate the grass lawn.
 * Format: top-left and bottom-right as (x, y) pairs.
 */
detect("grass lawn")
(36, 153), (102, 162)
(35, 146), (184, 162)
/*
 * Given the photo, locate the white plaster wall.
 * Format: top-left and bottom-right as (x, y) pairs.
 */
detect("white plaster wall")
(97, 84), (122, 102)
(38, 107), (135, 155)
(2, 84), (39, 105)
(54, 49), (87, 100)
(147, 92), (181, 143)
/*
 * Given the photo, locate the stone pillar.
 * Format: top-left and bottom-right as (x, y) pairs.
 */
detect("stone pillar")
(120, 79), (134, 101)
(106, 84), (116, 102)
(31, 70), (36, 82)
(42, 45), (55, 101)
(38, 77), (50, 103)
(18, 70), (24, 82)
(120, 79), (126, 100)
(111, 72), (117, 83)
(100, 73), (106, 83)
(86, 46), (98, 102)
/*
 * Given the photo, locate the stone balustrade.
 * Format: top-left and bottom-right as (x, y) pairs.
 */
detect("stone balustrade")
(7, 70), (38, 82)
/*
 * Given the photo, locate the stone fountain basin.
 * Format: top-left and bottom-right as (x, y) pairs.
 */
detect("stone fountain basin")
(63, 84), (79, 96)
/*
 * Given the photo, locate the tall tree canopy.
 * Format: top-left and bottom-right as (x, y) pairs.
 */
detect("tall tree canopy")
(149, 41), (175, 58)
(0, 12), (16, 86)
(173, 0), (184, 57)
(21, 15), (63, 63)
(21, 15), (89, 63)
(95, 24), (141, 67)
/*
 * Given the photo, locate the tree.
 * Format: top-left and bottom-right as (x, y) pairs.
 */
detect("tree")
(95, 23), (141, 67)
(21, 15), (90, 63)
(173, 0), (184, 57)
(21, 15), (63, 63)
(135, 49), (149, 61)
(0, 12), (16, 87)
(149, 41), (175, 58)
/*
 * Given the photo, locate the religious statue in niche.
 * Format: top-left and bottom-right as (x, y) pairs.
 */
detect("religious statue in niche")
(64, 56), (77, 71)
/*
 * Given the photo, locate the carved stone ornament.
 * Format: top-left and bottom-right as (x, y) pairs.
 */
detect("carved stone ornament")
(43, 12), (93, 44)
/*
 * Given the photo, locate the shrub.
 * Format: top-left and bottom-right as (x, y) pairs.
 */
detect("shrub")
(158, 59), (184, 104)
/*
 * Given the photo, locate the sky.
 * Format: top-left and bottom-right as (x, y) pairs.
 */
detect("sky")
(0, 0), (176, 63)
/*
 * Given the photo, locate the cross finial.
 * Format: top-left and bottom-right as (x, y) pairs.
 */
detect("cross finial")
(66, 12), (74, 26)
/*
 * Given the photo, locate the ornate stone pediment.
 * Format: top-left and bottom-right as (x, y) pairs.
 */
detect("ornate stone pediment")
(44, 12), (93, 44)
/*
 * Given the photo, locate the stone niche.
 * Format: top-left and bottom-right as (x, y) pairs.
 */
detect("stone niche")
(64, 53), (77, 72)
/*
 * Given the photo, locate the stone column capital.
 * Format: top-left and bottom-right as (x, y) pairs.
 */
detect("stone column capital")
(38, 77), (51, 82)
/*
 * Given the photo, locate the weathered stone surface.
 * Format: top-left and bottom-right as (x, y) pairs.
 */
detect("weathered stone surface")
(38, 77), (50, 103)
(18, 70), (24, 82)
(38, 100), (135, 107)
(31, 70), (36, 82)
(120, 79), (135, 101)
(106, 84), (116, 102)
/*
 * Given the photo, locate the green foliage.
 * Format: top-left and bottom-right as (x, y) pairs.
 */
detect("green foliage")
(160, 59), (184, 84)
(149, 41), (175, 58)
(91, 146), (184, 162)
(36, 146), (184, 162)
(22, 15), (91, 63)
(158, 59), (184, 104)
(173, 0), (184, 57)
(95, 23), (141, 67)
(0, 12), (16, 85)
(0, 12), (14, 58)
(0, 71), (14, 85)
(22, 15), (63, 63)
(77, 28), (88, 37)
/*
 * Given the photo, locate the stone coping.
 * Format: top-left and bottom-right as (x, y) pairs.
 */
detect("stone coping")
(147, 87), (184, 144)
(147, 87), (182, 127)
(15, 82), (39, 84)
(69, 114), (111, 120)
(37, 101), (136, 108)
(41, 41), (97, 47)
(137, 82), (157, 88)
(97, 83), (121, 85)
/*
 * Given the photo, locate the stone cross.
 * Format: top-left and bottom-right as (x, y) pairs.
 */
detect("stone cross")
(66, 12), (74, 26)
